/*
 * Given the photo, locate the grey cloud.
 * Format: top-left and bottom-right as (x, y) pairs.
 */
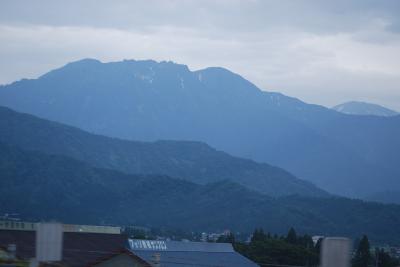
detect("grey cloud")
(0, 0), (399, 35)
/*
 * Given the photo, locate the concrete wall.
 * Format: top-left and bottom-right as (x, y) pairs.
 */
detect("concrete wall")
(0, 220), (120, 234)
(0, 220), (36, 231)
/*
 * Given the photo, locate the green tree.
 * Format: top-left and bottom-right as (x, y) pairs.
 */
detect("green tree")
(298, 234), (314, 248)
(251, 228), (267, 243)
(286, 227), (297, 245)
(236, 229), (320, 267)
(375, 248), (398, 267)
(353, 235), (371, 267)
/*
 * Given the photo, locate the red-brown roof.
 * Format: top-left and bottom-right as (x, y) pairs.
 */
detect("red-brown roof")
(85, 248), (151, 267)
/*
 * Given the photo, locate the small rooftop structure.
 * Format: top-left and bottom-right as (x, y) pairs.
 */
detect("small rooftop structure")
(128, 239), (259, 267)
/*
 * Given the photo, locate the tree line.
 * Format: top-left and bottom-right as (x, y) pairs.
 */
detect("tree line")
(353, 235), (399, 267)
(220, 228), (400, 267)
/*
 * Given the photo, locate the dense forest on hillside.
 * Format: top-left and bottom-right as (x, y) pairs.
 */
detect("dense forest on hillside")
(0, 106), (325, 197)
(1, 142), (400, 244)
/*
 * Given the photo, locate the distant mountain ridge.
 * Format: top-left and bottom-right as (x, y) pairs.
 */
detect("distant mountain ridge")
(0, 106), (326, 197)
(365, 191), (400, 205)
(332, 101), (399, 117)
(1, 141), (400, 244)
(1, 59), (400, 197)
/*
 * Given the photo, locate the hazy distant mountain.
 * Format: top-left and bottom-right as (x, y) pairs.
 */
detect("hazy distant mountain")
(1, 141), (400, 244)
(0, 106), (326, 197)
(332, 101), (399, 117)
(1, 59), (400, 197)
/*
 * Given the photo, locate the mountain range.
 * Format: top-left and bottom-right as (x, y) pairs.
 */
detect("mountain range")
(332, 101), (399, 117)
(0, 59), (399, 197)
(1, 141), (400, 244)
(0, 106), (325, 197)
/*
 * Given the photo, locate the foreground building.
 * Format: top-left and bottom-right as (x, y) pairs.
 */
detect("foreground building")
(0, 222), (259, 267)
(0, 229), (128, 266)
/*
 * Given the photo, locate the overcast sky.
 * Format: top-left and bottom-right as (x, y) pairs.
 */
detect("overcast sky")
(1, 0), (400, 110)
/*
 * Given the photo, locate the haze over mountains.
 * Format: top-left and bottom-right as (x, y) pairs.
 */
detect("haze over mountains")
(0, 59), (399, 197)
(0, 106), (325, 197)
(333, 101), (399, 117)
(2, 141), (400, 244)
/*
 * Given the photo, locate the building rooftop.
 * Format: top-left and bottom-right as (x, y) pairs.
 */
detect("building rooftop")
(128, 239), (259, 267)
